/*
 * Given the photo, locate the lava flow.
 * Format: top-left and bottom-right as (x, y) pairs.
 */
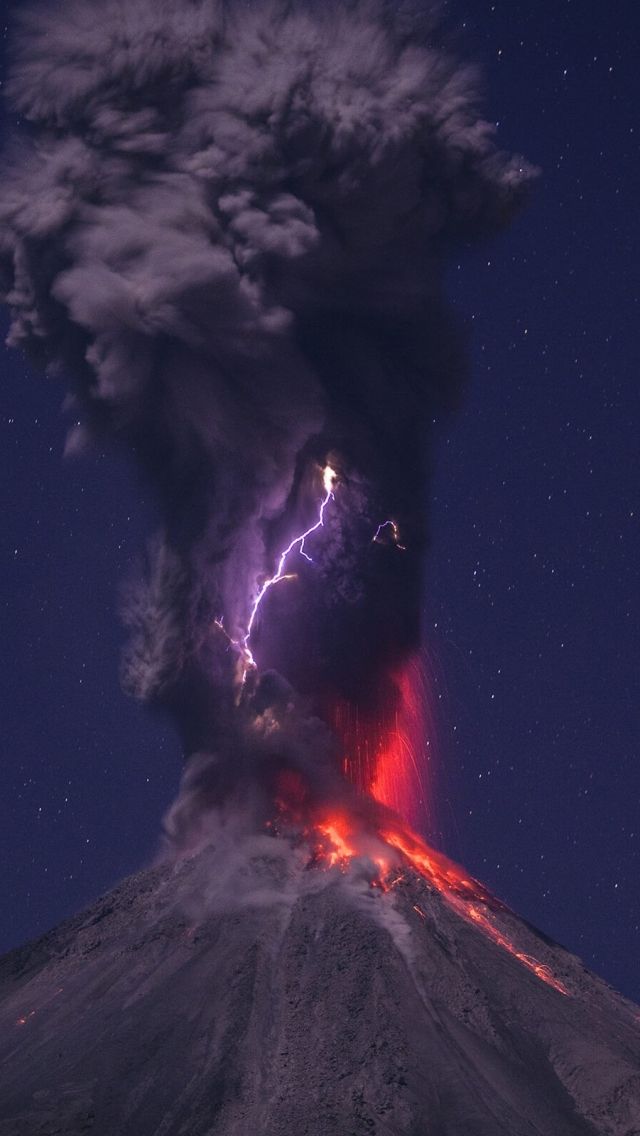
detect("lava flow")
(269, 762), (569, 998)
(309, 807), (570, 997)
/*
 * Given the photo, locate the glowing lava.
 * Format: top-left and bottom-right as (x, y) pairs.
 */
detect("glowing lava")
(370, 657), (434, 831)
(310, 811), (570, 996)
(316, 820), (359, 869)
(330, 655), (435, 834)
(462, 904), (571, 996)
(380, 821), (495, 906)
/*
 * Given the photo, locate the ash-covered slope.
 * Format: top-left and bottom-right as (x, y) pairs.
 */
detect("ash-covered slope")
(1, 844), (639, 1136)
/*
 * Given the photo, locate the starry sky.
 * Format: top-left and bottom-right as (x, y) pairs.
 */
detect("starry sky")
(1, 1), (638, 1002)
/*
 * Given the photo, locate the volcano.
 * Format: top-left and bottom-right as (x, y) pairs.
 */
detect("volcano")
(1, 838), (639, 1136)
(0, 6), (637, 1134)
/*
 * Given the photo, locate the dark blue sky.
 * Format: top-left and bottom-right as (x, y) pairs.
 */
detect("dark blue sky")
(1, 1), (638, 1002)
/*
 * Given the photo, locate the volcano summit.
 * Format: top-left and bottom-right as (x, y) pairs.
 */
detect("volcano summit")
(1, 838), (639, 1136)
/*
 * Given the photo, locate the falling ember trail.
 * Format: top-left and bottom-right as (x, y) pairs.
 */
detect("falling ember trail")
(15, 986), (64, 1027)
(331, 655), (435, 835)
(370, 657), (433, 832)
(15, 1011), (36, 1027)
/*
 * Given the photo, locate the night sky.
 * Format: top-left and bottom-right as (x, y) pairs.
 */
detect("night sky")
(1, 0), (638, 1005)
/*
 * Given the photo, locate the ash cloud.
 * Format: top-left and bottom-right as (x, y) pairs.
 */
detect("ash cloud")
(0, 0), (534, 834)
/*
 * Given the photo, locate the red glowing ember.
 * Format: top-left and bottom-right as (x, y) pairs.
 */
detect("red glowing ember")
(15, 986), (64, 1027)
(271, 686), (569, 999)
(311, 808), (570, 997)
(260, 572), (568, 1000)
(330, 654), (436, 834)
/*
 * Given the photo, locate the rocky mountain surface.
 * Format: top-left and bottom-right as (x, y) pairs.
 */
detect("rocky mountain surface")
(1, 843), (639, 1135)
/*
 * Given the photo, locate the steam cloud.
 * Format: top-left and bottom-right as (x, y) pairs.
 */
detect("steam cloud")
(0, 0), (533, 843)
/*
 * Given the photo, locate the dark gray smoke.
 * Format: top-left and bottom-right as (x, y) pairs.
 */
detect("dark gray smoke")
(0, 0), (534, 836)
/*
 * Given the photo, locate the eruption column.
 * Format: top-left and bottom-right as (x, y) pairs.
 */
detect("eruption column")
(0, 0), (540, 994)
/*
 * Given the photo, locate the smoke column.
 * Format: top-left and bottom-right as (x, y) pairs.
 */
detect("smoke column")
(0, 0), (534, 844)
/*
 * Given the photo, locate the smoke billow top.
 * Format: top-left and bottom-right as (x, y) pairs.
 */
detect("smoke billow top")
(0, 0), (533, 846)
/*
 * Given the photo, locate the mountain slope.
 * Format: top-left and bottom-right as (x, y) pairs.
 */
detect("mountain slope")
(1, 845), (639, 1136)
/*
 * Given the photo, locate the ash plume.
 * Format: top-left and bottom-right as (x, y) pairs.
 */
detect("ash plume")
(0, 0), (534, 839)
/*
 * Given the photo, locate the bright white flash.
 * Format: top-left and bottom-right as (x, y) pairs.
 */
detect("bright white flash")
(235, 464), (337, 676)
(215, 467), (403, 684)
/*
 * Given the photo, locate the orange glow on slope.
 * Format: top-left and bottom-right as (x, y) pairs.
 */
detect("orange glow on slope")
(316, 819), (359, 868)
(463, 904), (570, 996)
(378, 822), (568, 995)
(272, 667), (569, 998)
(380, 822), (496, 906)
(312, 814), (392, 881)
(15, 986), (64, 1027)
(300, 804), (569, 997)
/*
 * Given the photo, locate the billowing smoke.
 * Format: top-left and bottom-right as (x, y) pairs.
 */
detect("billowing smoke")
(0, 0), (533, 844)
